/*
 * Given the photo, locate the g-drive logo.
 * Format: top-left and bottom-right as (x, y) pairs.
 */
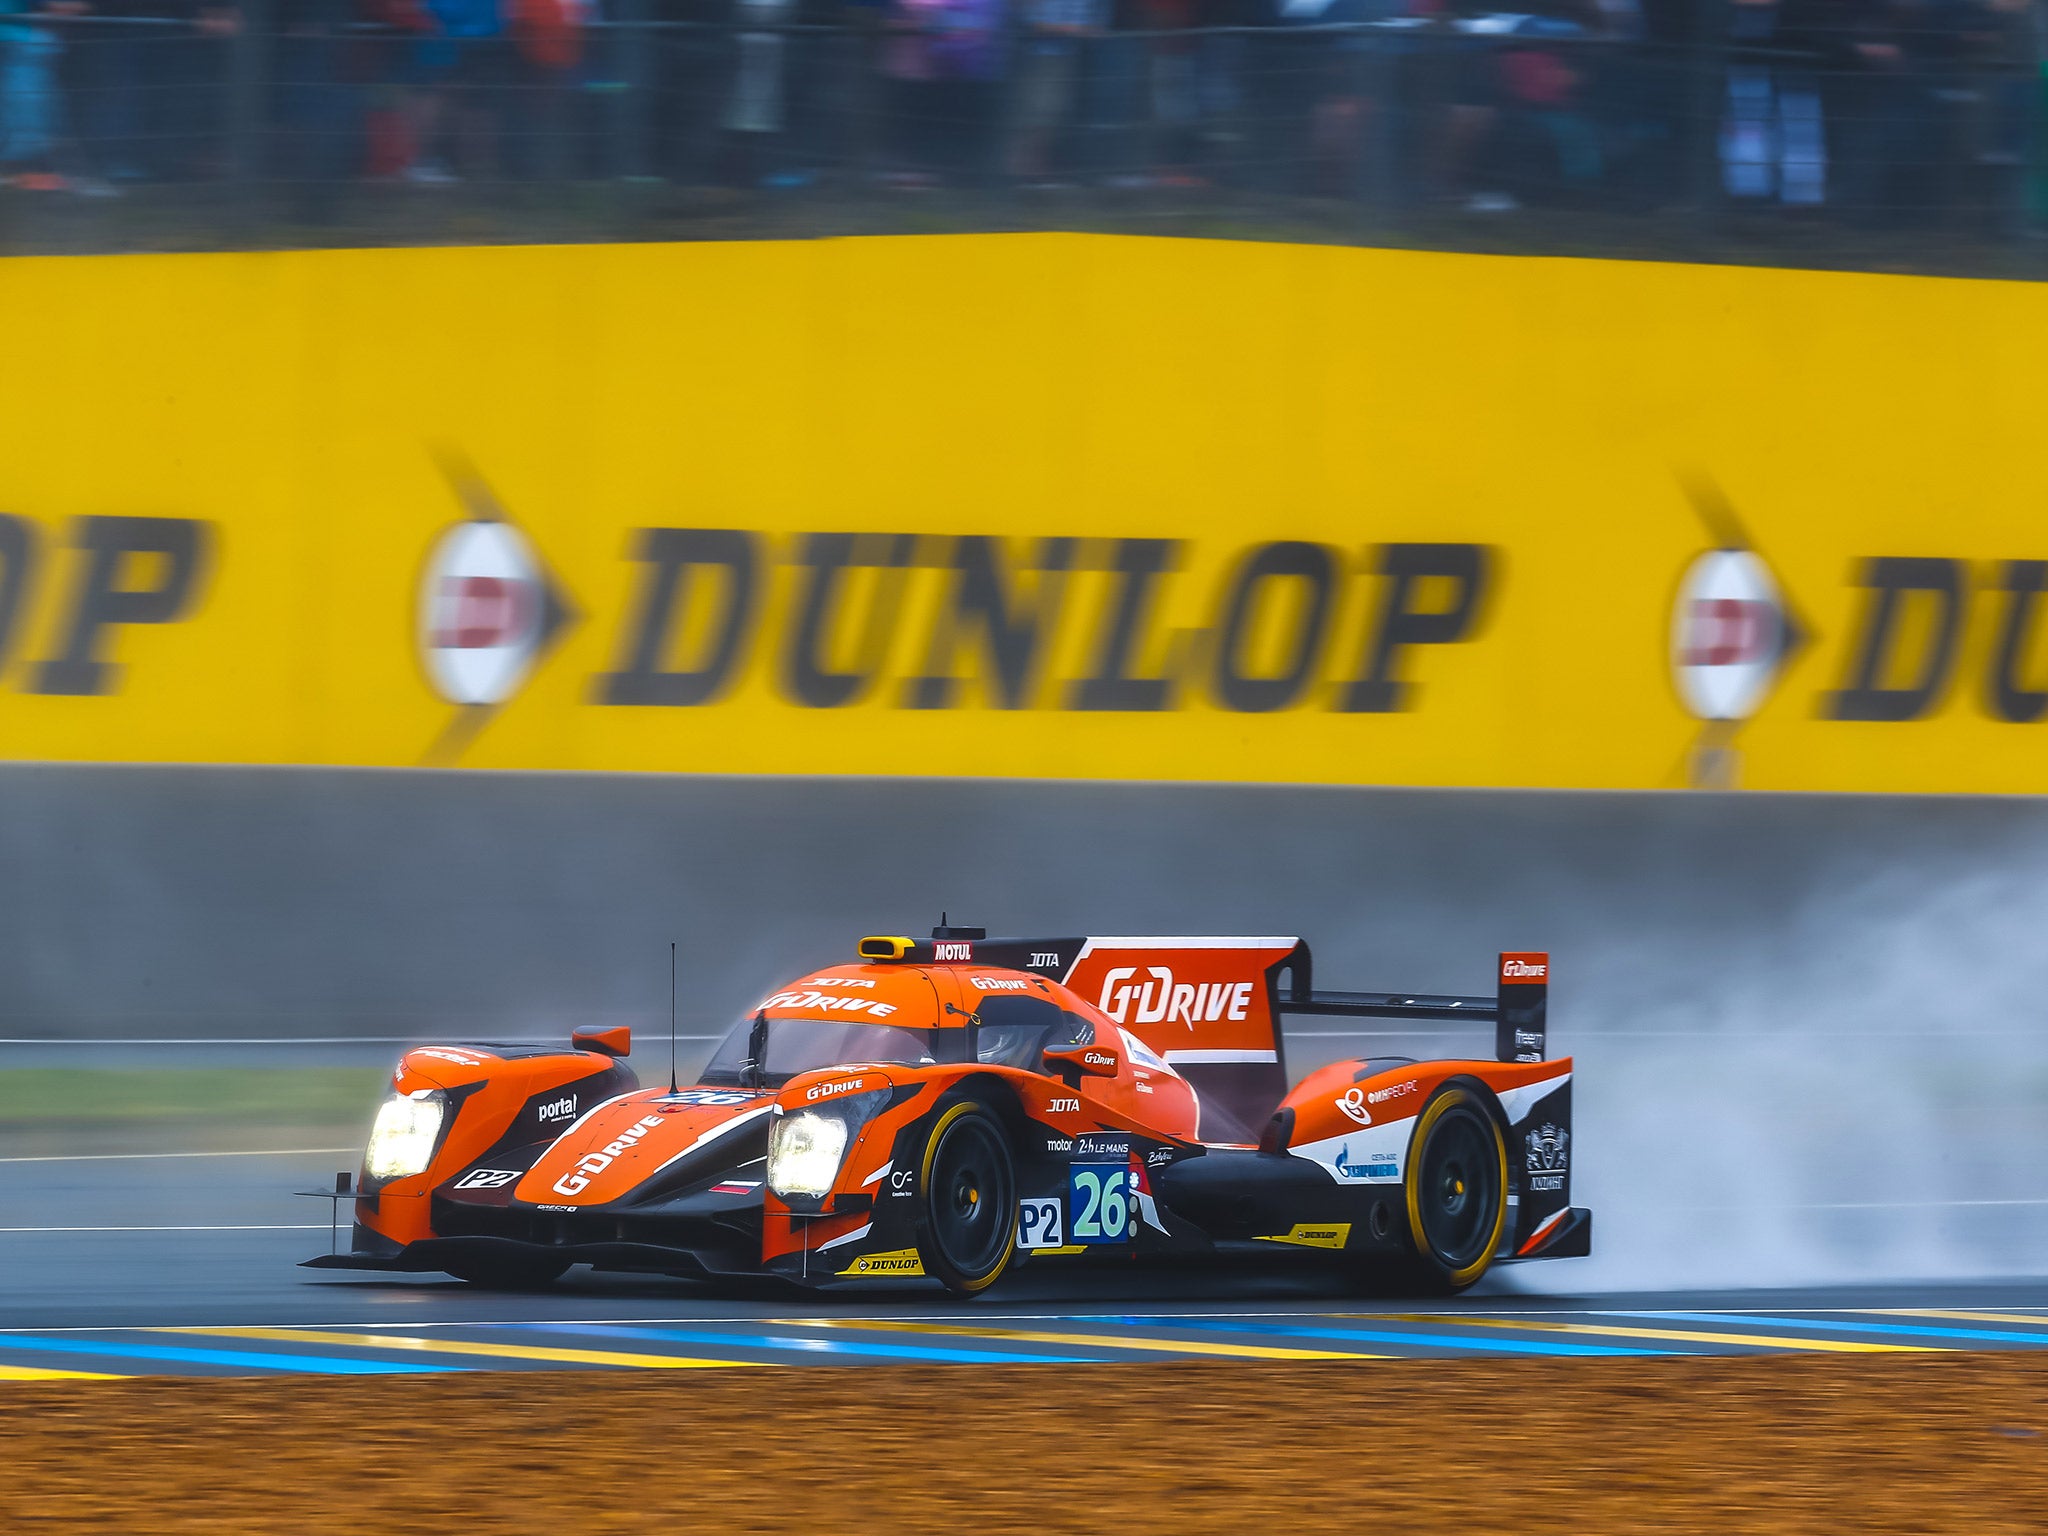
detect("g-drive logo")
(1098, 967), (1254, 1028)
(551, 1114), (663, 1197)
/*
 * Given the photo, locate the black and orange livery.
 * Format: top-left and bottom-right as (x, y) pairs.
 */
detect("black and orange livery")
(305, 928), (1590, 1295)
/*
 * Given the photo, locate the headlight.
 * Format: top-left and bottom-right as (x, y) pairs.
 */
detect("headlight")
(366, 1089), (446, 1180)
(767, 1110), (850, 1198)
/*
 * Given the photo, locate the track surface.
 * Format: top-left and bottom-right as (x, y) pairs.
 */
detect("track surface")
(4, 1151), (2048, 1379)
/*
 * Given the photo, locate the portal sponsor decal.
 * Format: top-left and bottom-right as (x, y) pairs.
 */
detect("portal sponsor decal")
(534, 1095), (577, 1124)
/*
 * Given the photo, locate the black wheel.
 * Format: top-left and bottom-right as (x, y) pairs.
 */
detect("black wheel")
(915, 1101), (1017, 1296)
(1398, 1085), (1507, 1295)
(442, 1255), (571, 1290)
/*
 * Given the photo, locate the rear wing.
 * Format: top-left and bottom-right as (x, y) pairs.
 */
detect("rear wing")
(1275, 950), (1550, 1064)
(895, 930), (1549, 1138)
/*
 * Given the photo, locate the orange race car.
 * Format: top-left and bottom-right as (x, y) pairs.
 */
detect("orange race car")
(303, 928), (1589, 1295)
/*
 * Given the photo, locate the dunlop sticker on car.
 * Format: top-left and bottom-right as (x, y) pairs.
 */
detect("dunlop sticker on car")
(838, 1247), (925, 1277)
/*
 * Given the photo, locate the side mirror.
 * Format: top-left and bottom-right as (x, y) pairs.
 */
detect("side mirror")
(744, 1010), (769, 1089)
(573, 1026), (631, 1058)
(1044, 1043), (1121, 1078)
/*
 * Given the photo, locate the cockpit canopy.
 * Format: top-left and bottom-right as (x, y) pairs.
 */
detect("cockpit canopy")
(696, 966), (1099, 1088)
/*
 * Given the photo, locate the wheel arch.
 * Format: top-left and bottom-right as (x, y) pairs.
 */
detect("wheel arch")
(1400, 1075), (1512, 1293)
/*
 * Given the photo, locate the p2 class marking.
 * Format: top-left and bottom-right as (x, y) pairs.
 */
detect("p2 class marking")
(1017, 1197), (1065, 1250)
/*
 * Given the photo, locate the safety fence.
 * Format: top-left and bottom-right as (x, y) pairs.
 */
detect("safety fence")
(0, 8), (2040, 260)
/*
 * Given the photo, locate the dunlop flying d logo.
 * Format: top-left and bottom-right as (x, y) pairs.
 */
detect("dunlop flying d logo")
(1668, 474), (1809, 789)
(416, 455), (578, 762)
(1671, 551), (1793, 723)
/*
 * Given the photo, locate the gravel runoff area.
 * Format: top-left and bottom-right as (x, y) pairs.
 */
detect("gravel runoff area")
(4, 1354), (2046, 1533)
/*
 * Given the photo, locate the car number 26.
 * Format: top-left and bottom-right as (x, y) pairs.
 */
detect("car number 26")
(1069, 1166), (1129, 1243)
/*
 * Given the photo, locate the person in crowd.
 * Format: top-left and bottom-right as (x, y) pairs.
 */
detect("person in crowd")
(508, 0), (585, 177)
(716, 0), (795, 184)
(1419, 0), (1584, 210)
(388, 0), (509, 180)
(1137, 0), (1200, 182)
(1007, 0), (1105, 184)
(0, 0), (67, 185)
(1495, 2), (1605, 199)
(1929, 0), (2039, 233)
(275, 0), (363, 210)
(880, 0), (1005, 184)
(1720, 0), (1834, 206)
(1273, 0), (1392, 200)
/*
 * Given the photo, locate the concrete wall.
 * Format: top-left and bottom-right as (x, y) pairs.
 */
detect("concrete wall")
(5, 764), (2047, 1291)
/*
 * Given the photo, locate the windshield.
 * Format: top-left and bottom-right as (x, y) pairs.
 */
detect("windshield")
(972, 995), (1092, 1069)
(700, 1016), (955, 1087)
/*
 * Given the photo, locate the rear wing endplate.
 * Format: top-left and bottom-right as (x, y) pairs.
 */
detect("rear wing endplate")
(1274, 951), (1550, 1063)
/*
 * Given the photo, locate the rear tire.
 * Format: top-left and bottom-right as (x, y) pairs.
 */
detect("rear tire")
(1396, 1085), (1507, 1295)
(443, 1255), (571, 1290)
(915, 1101), (1018, 1296)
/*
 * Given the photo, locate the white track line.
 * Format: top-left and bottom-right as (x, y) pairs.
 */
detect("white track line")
(0, 1036), (721, 1047)
(19, 1303), (2048, 1335)
(1674, 1198), (2048, 1211)
(0, 1148), (354, 1164)
(0, 1224), (333, 1233)
(1286, 1029), (2048, 1040)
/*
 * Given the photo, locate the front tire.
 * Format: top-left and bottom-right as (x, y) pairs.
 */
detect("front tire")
(915, 1101), (1017, 1296)
(1398, 1085), (1508, 1295)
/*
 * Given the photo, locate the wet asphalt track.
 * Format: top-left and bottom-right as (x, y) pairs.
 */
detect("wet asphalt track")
(4, 1150), (2048, 1379)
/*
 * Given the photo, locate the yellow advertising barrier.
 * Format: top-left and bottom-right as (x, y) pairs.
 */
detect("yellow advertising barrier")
(0, 233), (2044, 792)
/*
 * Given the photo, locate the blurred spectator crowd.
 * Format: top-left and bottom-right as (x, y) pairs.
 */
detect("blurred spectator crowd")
(0, 0), (2039, 233)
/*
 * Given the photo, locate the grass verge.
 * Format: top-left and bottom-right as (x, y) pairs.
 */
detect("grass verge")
(0, 1068), (384, 1125)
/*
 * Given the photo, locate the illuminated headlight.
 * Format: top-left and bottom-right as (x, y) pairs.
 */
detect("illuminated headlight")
(767, 1110), (850, 1199)
(366, 1089), (446, 1180)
